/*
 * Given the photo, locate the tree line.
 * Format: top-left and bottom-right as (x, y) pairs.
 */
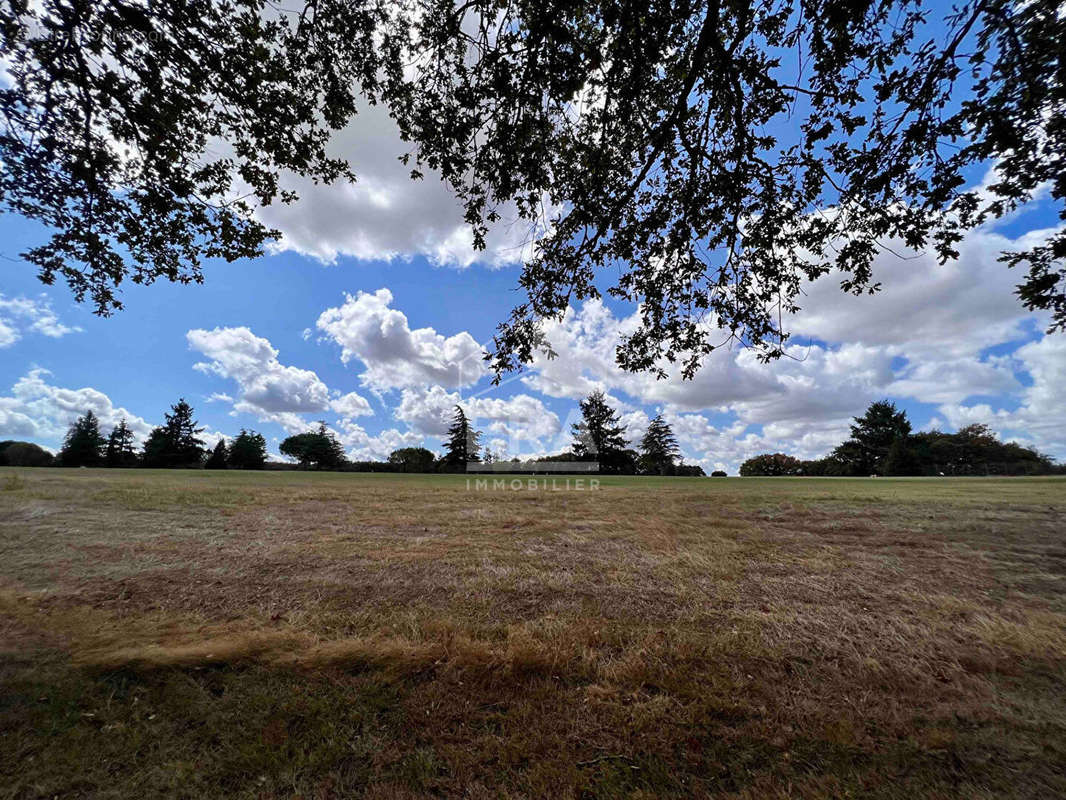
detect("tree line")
(427, 393), (704, 476)
(739, 401), (1060, 477)
(1, 392), (706, 476)
(0, 399), (269, 470)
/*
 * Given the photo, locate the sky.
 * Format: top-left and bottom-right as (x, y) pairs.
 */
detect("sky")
(1, 68), (1064, 473)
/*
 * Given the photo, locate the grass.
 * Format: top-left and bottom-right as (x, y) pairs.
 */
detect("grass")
(1, 468), (1064, 798)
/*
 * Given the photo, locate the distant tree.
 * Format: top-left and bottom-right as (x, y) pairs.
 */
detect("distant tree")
(227, 429), (268, 470)
(104, 419), (138, 467)
(711, 470), (727, 477)
(604, 448), (639, 475)
(911, 423), (1052, 476)
(823, 440), (867, 476)
(443, 406), (480, 468)
(639, 414), (680, 475)
(388, 446), (436, 473)
(744, 406), (1056, 478)
(280, 423), (346, 470)
(675, 464), (706, 477)
(59, 410), (106, 467)
(739, 453), (803, 477)
(883, 435), (922, 476)
(572, 392), (627, 466)
(840, 401), (913, 475)
(0, 441), (53, 467)
(141, 398), (206, 468)
(204, 439), (229, 470)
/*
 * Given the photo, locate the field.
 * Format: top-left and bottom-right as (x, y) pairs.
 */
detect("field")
(1, 469), (1064, 798)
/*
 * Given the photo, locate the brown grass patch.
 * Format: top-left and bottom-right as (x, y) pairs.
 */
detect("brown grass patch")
(1, 469), (1064, 797)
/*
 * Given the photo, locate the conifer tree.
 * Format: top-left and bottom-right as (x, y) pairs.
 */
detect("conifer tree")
(443, 406), (480, 468)
(141, 398), (206, 467)
(104, 418), (138, 467)
(59, 410), (106, 467)
(846, 401), (913, 474)
(640, 415), (680, 475)
(227, 429), (267, 470)
(572, 391), (627, 460)
(204, 439), (229, 469)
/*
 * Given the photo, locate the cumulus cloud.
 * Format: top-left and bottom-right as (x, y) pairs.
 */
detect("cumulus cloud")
(316, 289), (487, 391)
(331, 391), (374, 418)
(0, 369), (153, 445)
(522, 300), (891, 431)
(187, 326), (366, 426)
(0, 294), (81, 347)
(395, 385), (561, 452)
(937, 334), (1066, 457)
(665, 411), (851, 474)
(255, 104), (544, 268)
(791, 226), (1054, 358)
(333, 419), (424, 461)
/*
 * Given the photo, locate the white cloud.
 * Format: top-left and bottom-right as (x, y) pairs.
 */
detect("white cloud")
(331, 391), (374, 418)
(334, 419), (424, 461)
(887, 356), (1020, 404)
(316, 289), (487, 391)
(938, 334), (1066, 458)
(395, 384), (561, 453)
(255, 104), (545, 268)
(394, 385), (463, 436)
(187, 327), (357, 424)
(0, 369), (153, 445)
(0, 294), (81, 347)
(790, 226), (1054, 358)
(522, 300), (891, 432)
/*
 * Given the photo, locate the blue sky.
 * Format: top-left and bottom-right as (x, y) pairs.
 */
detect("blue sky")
(1, 9), (1064, 471)
(2, 172), (1062, 473)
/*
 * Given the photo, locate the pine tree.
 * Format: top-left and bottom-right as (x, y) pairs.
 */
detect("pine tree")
(204, 439), (229, 469)
(443, 406), (480, 468)
(848, 400), (912, 474)
(166, 398), (206, 466)
(639, 414), (680, 475)
(104, 418), (137, 467)
(572, 391), (627, 460)
(312, 422), (347, 469)
(228, 429), (267, 470)
(141, 398), (206, 467)
(59, 410), (106, 467)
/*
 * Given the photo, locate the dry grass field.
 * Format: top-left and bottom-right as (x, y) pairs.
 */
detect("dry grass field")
(1, 468), (1064, 798)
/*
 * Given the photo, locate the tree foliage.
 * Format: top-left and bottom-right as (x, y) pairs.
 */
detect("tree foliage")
(639, 414), (680, 475)
(572, 391), (636, 473)
(0, 440), (54, 467)
(104, 418), (138, 467)
(3, 0), (1062, 378)
(835, 400), (913, 475)
(388, 446), (436, 472)
(757, 407), (1055, 476)
(572, 391), (627, 459)
(279, 423), (346, 469)
(59, 410), (106, 467)
(739, 452), (803, 476)
(443, 406), (480, 468)
(141, 398), (206, 468)
(204, 439), (229, 470)
(227, 429), (267, 470)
